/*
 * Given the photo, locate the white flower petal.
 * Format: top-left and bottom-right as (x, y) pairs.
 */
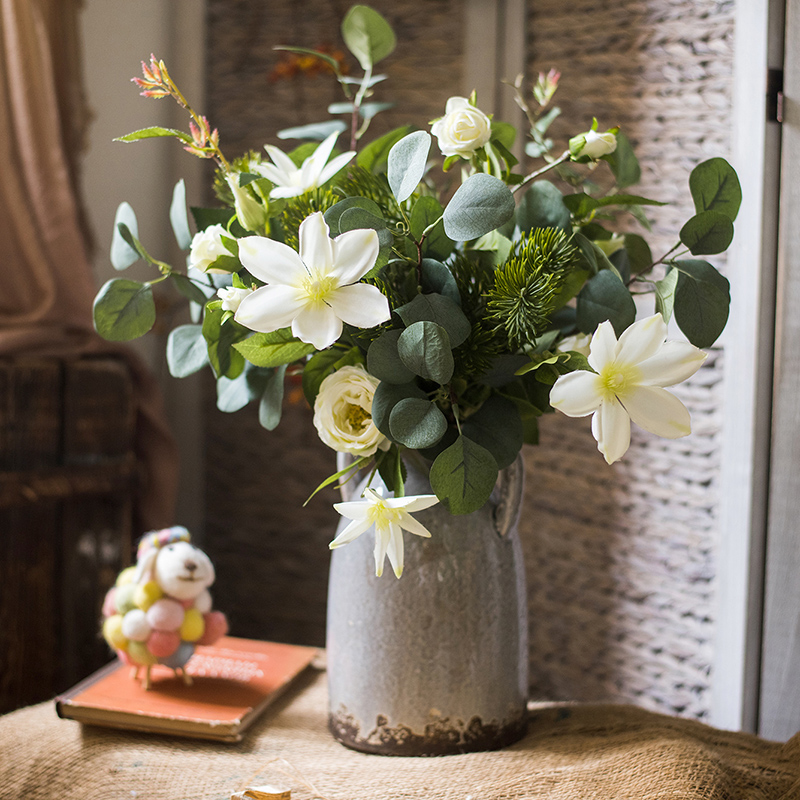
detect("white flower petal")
(304, 131), (339, 183)
(445, 96), (470, 113)
(234, 285), (305, 331)
(591, 398), (631, 464)
(326, 284), (390, 329)
(388, 493), (439, 512)
(385, 522), (404, 578)
(298, 212), (334, 274)
(636, 342), (707, 387)
(622, 385), (692, 439)
(253, 162), (291, 186)
(318, 150), (356, 186)
(329, 518), (373, 548)
(549, 370), (603, 417)
(397, 512), (432, 539)
(270, 185), (305, 199)
(332, 228), (380, 284)
(263, 144), (298, 177)
(291, 303), (343, 350)
(615, 313), (667, 366)
(238, 236), (307, 285)
(374, 525), (390, 577)
(332, 499), (372, 520)
(588, 321), (618, 372)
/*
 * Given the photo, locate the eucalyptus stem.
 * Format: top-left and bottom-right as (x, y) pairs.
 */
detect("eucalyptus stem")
(513, 150), (570, 195)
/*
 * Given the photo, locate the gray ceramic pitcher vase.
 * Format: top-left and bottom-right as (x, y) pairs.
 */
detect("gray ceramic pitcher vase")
(326, 452), (529, 755)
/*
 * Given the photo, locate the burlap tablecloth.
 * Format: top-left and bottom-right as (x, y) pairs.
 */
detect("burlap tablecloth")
(1, 670), (798, 800)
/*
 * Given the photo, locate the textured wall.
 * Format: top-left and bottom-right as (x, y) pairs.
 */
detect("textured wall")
(521, 0), (733, 719)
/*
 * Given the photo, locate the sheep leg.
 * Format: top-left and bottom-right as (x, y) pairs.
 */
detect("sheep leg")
(177, 667), (193, 686)
(143, 665), (152, 690)
(130, 666), (139, 680)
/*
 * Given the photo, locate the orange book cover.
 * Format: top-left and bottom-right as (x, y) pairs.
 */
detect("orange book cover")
(55, 636), (319, 742)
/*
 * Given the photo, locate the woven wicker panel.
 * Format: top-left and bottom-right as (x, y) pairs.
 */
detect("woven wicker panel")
(204, 0), (464, 647)
(521, 0), (733, 720)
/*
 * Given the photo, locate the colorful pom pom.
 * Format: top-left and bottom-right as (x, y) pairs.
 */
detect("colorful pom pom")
(160, 641), (195, 670)
(146, 598), (184, 631)
(196, 611), (228, 646)
(180, 607), (205, 642)
(116, 566), (137, 587)
(193, 589), (212, 614)
(147, 630), (180, 659)
(121, 608), (151, 642)
(127, 640), (158, 666)
(134, 580), (163, 611)
(102, 587), (117, 618)
(102, 614), (128, 650)
(114, 584), (137, 615)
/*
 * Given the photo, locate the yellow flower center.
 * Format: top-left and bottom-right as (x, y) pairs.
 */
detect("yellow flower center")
(367, 498), (402, 526)
(598, 361), (640, 401)
(302, 274), (337, 306)
(344, 402), (371, 433)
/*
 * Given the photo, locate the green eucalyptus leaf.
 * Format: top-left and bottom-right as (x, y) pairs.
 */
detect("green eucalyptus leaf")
(190, 206), (239, 234)
(376, 445), (406, 495)
(302, 347), (348, 405)
(357, 125), (413, 173)
(389, 397), (447, 448)
(624, 233), (653, 275)
(689, 157), (742, 221)
(259, 364), (287, 430)
(169, 179), (193, 250)
(388, 131), (431, 203)
(420, 259), (460, 305)
(110, 203), (140, 270)
(202, 304), (245, 379)
(367, 330), (416, 384)
(673, 259), (730, 348)
(93, 279), (155, 341)
(409, 196), (453, 261)
(461, 396), (523, 470)
(341, 5), (396, 71)
(371, 380), (428, 438)
(655, 267), (679, 323)
(233, 328), (315, 368)
(171, 273), (209, 306)
(114, 126), (192, 144)
(605, 131), (640, 189)
(166, 324), (208, 378)
(272, 45), (342, 74)
(430, 435), (499, 515)
(516, 181), (570, 232)
(576, 269), (636, 337)
(679, 210), (734, 256)
(324, 196), (382, 235)
(397, 320), (454, 384)
(277, 120), (348, 141)
(443, 173), (515, 241)
(395, 293), (470, 347)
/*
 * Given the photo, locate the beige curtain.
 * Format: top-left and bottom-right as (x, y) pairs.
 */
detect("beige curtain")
(0, 0), (178, 529)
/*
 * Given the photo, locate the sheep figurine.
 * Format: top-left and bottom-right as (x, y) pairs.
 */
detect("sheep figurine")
(101, 526), (229, 689)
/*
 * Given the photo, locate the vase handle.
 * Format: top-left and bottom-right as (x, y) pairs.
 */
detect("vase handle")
(493, 454), (525, 538)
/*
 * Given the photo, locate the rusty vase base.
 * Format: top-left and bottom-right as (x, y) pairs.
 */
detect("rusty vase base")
(329, 708), (529, 756)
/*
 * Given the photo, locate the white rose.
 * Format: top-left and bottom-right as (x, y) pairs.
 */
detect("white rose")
(313, 365), (387, 457)
(189, 224), (231, 273)
(431, 96), (492, 158)
(217, 285), (253, 313)
(569, 128), (617, 160)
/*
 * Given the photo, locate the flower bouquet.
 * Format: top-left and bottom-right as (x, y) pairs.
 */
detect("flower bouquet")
(92, 3), (739, 754)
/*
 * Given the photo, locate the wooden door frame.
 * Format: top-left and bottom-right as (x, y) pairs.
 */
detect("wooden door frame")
(712, 0), (785, 733)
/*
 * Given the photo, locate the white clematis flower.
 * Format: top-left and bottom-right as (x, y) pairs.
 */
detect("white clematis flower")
(331, 487), (440, 578)
(234, 212), (390, 350)
(253, 131), (356, 199)
(549, 314), (707, 464)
